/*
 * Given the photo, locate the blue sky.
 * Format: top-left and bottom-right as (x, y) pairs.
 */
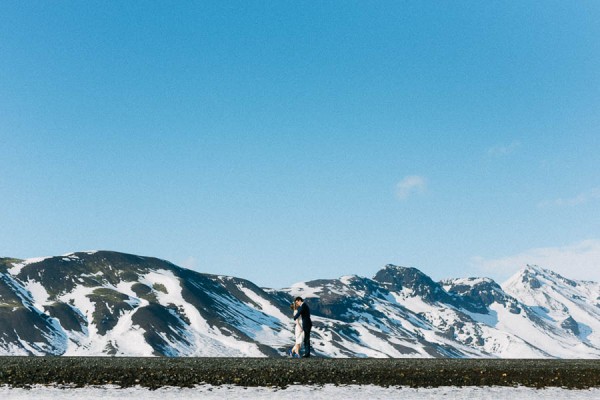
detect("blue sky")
(1, 2), (599, 288)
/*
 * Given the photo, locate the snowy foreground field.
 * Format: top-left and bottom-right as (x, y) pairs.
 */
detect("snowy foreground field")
(2, 385), (600, 400)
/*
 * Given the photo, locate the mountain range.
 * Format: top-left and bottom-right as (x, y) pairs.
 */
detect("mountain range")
(1, 250), (599, 358)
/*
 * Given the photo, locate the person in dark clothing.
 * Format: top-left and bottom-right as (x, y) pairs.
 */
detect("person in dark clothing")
(293, 296), (312, 357)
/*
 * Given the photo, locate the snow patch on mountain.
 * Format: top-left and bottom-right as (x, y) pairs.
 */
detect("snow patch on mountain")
(7, 257), (51, 275)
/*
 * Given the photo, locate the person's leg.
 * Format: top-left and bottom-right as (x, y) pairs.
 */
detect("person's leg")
(303, 327), (311, 357)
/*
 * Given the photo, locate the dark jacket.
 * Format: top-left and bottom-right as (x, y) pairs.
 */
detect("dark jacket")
(294, 302), (312, 330)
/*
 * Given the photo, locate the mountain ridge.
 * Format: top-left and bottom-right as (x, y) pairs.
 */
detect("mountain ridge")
(1, 251), (599, 358)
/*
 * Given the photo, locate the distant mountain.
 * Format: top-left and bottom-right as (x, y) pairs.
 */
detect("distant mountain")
(1, 251), (599, 358)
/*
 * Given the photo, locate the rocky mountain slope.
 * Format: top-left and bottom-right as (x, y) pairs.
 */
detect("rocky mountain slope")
(1, 251), (599, 358)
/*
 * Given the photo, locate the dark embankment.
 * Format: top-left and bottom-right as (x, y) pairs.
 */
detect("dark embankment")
(1, 357), (600, 388)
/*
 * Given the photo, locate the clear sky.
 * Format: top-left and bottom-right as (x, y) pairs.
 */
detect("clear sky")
(1, 2), (599, 288)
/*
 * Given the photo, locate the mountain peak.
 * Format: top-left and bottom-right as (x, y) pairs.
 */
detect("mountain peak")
(505, 264), (578, 291)
(523, 264), (552, 275)
(443, 276), (520, 313)
(372, 264), (452, 303)
(373, 264), (431, 291)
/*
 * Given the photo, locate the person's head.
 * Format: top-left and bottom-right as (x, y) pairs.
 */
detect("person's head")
(290, 303), (296, 311)
(294, 296), (303, 306)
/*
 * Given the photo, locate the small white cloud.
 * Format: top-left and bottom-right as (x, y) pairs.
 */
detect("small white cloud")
(538, 187), (600, 208)
(471, 239), (600, 282)
(396, 175), (427, 200)
(487, 141), (521, 157)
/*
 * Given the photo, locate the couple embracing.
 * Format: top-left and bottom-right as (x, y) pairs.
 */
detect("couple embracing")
(290, 296), (312, 358)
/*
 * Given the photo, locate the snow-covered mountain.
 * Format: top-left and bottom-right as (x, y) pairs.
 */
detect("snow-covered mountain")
(1, 251), (599, 358)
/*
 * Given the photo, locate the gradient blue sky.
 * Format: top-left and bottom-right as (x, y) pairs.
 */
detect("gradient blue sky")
(1, 2), (599, 288)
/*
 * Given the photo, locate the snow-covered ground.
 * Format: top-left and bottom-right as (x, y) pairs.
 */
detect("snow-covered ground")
(1, 385), (600, 400)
